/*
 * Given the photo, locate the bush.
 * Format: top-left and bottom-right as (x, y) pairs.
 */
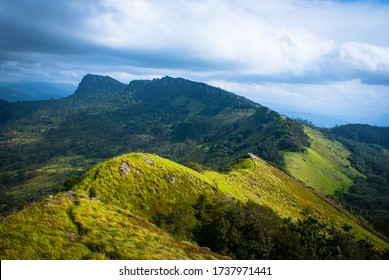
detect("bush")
(153, 194), (387, 259)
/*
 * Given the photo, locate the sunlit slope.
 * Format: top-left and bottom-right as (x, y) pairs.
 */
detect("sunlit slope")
(76, 153), (387, 249)
(1, 152), (387, 260)
(74, 153), (218, 218)
(208, 154), (387, 249)
(0, 190), (221, 260)
(284, 126), (362, 195)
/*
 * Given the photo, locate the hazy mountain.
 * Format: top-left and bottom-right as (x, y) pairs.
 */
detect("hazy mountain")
(265, 106), (349, 128)
(0, 81), (75, 102)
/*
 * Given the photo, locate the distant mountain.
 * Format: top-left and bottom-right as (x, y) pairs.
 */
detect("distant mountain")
(371, 114), (389, 127)
(0, 81), (75, 102)
(265, 106), (349, 128)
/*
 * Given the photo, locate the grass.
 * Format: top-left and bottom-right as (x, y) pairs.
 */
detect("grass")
(206, 157), (388, 249)
(1, 152), (387, 259)
(74, 153), (217, 218)
(284, 126), (363, 195)
(0, 190), (221, 260)
(0, 195), (89, 259)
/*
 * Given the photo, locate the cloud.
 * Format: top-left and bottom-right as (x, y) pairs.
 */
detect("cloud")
(0, 0), (388, 124)
(338, 42), (389, 72)
(1, 0), (388, 80)
(81, 0), (338, 75)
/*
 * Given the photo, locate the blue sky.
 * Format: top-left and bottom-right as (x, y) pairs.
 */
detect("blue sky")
(1, 0), (389, 125)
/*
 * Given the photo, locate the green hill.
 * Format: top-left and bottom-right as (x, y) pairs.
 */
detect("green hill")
(284, 126), (362, 195)
(329, 125), (389, 238)
(0, 190), (221, 260)
(283, 125), (389, 239)
(1, 153), (387, 259)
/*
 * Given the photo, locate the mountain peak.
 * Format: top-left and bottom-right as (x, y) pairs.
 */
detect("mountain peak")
(73, 74), (124, 97)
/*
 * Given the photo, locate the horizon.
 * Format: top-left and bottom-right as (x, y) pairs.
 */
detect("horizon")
(1, 0), (389, 126)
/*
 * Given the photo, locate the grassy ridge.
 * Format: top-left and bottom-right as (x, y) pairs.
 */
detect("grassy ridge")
(74, 154), (218, 218)
(284, 126), (362, 195)
(0, 191), (221, 260)
(1, 152), (387, 259)
(210, 158), (387, 249)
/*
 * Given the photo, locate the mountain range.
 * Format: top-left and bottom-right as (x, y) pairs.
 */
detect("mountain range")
(0, 82), (75, 102)
(0, 74), (388, 259)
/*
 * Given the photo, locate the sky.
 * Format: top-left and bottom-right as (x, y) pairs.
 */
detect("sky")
(1, 0), (389, 125)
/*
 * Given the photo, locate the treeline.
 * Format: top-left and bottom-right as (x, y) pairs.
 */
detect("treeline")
(154, 195), (387, 259)
(332, 124), (389, 149)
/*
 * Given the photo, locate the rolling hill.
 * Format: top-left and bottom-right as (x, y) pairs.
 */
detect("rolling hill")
(1, 153), (387, 259)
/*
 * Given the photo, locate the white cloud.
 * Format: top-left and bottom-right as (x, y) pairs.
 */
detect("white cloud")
(207, 79), (389, 122)
(80, 0), (389, 78)
(338, 42), (389, 72)
(83, 1), (330, 75)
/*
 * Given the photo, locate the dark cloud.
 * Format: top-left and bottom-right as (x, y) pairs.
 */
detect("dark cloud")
(0, 0), (388, 88)
(0, 0), (103, 55)
(0, 0), (232, 81)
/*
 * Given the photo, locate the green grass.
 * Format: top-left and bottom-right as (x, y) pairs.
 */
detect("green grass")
(0, 191), (221, 260)
(1, 152), (387, 259)
(0, 195), (90, 259)
(74, 153), (217, 218)
(206, 157), (387, 249)
(284, 126), (363, 195)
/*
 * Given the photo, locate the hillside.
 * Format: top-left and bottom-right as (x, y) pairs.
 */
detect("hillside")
(332, 124), (389, 149)
(329, 125), (389, 238)
(0, 188), (222, 260)
(0, 74), (309, 215)
(284, 126), (362, 195)
(1, 153), (387, 260)
(283, 124), (389, 239)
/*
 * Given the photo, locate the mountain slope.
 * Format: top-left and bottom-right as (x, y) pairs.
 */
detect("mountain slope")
(284, 126), (362, 195)
(0, 153), (387, 260)
(328, 124), (389, 238)
(0, 189), (221, 260)
(0, 74), (309, 214)
(332, 124), (389, 149)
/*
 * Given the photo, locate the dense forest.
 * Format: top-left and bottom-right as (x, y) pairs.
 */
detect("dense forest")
(333, 124), (389, 149)
(156, 194), (386, 259)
